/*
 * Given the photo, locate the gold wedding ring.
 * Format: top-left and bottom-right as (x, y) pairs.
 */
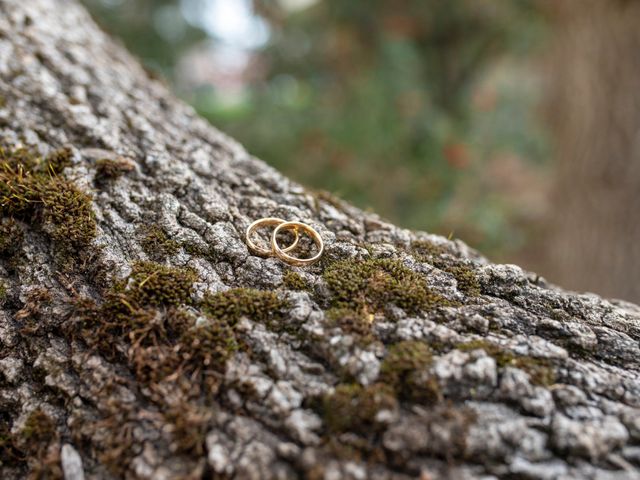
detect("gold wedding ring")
(271, 221), (324, 266)
(245, 217), (324, 266)
(246, 217), (300, 257)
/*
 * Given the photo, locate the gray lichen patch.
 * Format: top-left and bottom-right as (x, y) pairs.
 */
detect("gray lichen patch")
(457, 339), (556, 387)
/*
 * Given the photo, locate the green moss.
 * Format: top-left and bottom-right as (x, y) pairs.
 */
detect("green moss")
(457, 340), (555, 386)
(0, 143), (96, 253)
(202, 288), (287, 328)
(0, 154), (40, 216)
(129, 261), (197, 307)
(73, 263), (198, 362)
(40, 176), (96, 250)
(181, 241), (218, 262)
(323, 258), (454, 317)
(322, 383), (397, 434)
(95, 157), (134, 179)
(139, 225), (180, 259)
(177, 320), (240, 377)
(0, 281), (6, 304)
(282, 270), (310, 291)
(326, 307), (374, 344)
(44, 147), (72, 174)
(445, 264), (481, 296)
(411, 240), (481, 296)
(68, 261), (246, 476)
(411, 240), (455, 259)
(379, 340), (440, 402)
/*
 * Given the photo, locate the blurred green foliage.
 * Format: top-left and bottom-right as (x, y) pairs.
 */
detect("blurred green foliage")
(82, 0), (207, 75)
(82, 0), (549, 255)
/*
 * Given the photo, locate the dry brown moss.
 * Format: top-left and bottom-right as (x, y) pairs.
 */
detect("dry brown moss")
(0, 281), (6, 305)
(322, 383), (397, 434)
(71, 261), (243, 394)
(1, 409), (63, 479)
(68, 261), (244, 474)
(6, 409), (63, 480)
(73, 262), (199, 360)
(20, 409), (57, 445)
(95, 157), (134, 179)
(163, 402), (213, 455)
(379, 340), (440, 403)
(175, 319), (240, 394)
(0, 421), (24, 466)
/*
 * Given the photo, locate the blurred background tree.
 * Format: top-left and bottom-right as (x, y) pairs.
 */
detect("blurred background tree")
(530, 0), (640, 303)
(84, 0), (640, 304)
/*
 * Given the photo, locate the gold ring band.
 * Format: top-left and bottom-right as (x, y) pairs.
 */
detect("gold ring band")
(246, 217), (300, 257)
(271, 221), (324, 266)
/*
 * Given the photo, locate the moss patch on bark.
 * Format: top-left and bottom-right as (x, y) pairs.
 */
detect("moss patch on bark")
(411, 240), (481, 297)
(0, 143), (96, 254)
(323, 257), (454, 315)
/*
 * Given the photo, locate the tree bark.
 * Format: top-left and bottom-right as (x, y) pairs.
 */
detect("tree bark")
(0, 1), (639, 479)
(538, 0), (640, 304)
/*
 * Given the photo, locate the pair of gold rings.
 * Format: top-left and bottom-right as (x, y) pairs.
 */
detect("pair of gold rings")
(245, 217), (324, 266)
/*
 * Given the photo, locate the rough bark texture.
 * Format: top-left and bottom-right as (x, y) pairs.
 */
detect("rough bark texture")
(0, 1), (639, 479)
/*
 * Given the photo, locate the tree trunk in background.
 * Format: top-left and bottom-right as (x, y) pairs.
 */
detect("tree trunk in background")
(539, 0), (640, 303)
(1, 1), (640, 479)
